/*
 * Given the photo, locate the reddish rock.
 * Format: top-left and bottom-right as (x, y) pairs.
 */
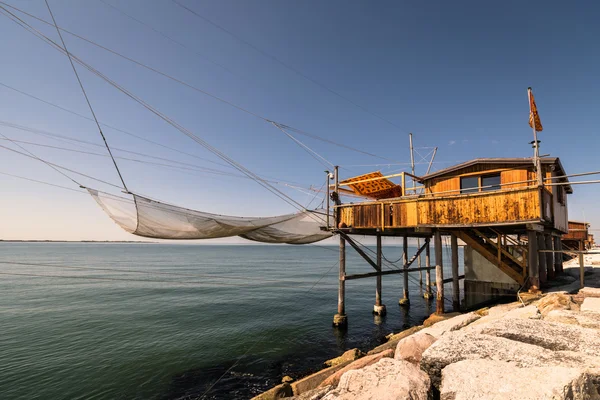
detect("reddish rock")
(394, 332), (437, 364)
(319, 349), (394, 388)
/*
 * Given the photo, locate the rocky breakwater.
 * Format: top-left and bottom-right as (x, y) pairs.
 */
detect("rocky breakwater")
(252, 284), (600, 399)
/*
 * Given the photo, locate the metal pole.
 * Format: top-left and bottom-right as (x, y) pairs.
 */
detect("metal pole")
(424, 237), (432, 299)
(400, 235), (410, 306)
(426, 147), (438, 175)
(434, 231), (444, 314)
(333, 235), (347, 327)
(451, 234), (460, 311)
(528, 88), (543, 187)
(409, 133), (423, 285)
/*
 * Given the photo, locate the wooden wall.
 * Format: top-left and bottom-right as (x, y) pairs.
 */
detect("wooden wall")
(563, 221), (589, 241)
(337, 187), (544, 229)
(425, 164), (536, 195)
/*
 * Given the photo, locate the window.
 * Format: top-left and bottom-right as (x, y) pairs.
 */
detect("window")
(460, 176), (479, 194)
(481, 174), (501, 192)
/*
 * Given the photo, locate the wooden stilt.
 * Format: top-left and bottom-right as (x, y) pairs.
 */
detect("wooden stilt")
(399, 235), (410, 306)
(424, 237), (432, 299)
(579, 241), (585, 288)
(553, 235), (563, 274)
(333, 235), (347, 327)
(374, 234), (386, 315)
(451, 234), (460, 311)
(434, 231), (444, 314)
(417, 238), (423, 285)
(528, 230), (540, 291)
(579, 251), (585, 288)
(545, 234), (554, 279)
(537, 233), (547, 284)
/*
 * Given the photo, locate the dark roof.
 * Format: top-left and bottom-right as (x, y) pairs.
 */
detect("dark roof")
(420, 157), (572, 193)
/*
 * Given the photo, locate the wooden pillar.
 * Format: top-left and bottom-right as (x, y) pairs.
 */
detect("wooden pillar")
(451, 234), (460, 311)
(434, 231), (444, 314)
(399, 235), (410, 306)
(537, 233), (547, 284)
(553, 235), (563, 274)
(373, 235), (386, 315)
(528, 230), (540, 291)
(579, 240), (585, 288)
(333, 235), (347, 327)
(545, 234), (554, 280)
(417, 238), (423, 285)
(424, 237), (432, 299)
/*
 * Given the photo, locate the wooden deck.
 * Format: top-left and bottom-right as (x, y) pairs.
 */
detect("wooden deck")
(337, 186), (553, 230)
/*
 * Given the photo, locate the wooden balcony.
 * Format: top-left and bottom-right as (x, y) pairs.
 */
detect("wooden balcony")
(336, 186), (553, 231)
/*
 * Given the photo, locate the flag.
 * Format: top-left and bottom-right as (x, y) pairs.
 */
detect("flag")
(528, 87), (543, 132)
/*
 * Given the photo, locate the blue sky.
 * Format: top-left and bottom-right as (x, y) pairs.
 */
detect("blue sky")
(0, 0), (599, 241)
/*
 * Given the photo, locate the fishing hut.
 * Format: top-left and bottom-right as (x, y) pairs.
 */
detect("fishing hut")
(562, 221), (591, 252)
(327, 157), (573, 326)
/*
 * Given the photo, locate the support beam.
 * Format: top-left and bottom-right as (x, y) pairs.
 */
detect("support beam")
(554, 236), (563, 274)
(333, 235), (347, 327)
(399, 235), (410, 306)
(434, 231), (444, 314)
(338, 232), (378, 271)
(451, 234), (460, 311)
(545, 234), (554, 279)
(537, 233), (547, 284)
(374, 235), (386, 316)
(424, 237), (432, 299)
(528, 230), (540, 291)
(345, 266), (433, 281)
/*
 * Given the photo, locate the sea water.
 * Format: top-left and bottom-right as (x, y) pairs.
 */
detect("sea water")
(0, 243), (462, 399)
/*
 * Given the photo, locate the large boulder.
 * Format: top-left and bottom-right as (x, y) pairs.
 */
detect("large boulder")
(420, 312), (480, 338)
(580, 288), (600, 298)
(322, 358), (430, 400)
(368, 326), (423, 356)
(319, 349), (393, 388)
(536, 292), (578, 316)
(291, 360), (353, 395)
(422, 312), (461, 327)
(420, 331), (595, 389)
(394, 332), (437, 364)
(476, 318), (600, 355)
(441, 359), (600, 400)
(582, 298), (600, 314)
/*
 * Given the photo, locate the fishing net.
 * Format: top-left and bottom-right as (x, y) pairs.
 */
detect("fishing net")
(88, 189), (332, 244)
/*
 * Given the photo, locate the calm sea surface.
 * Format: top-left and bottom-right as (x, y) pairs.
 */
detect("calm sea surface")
(0, 243), (463, 399)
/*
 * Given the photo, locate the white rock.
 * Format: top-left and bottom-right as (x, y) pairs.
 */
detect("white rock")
(322, 358), (430, 400)
(420, 331), (599, 389)
(420, 312), (480, 338)
(476, 317), (600, 356)
(582, 298), (600, 314)
(441, 359), (600, 400)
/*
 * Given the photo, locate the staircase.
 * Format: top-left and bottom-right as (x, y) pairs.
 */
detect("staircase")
(453, 229), (528, 285)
